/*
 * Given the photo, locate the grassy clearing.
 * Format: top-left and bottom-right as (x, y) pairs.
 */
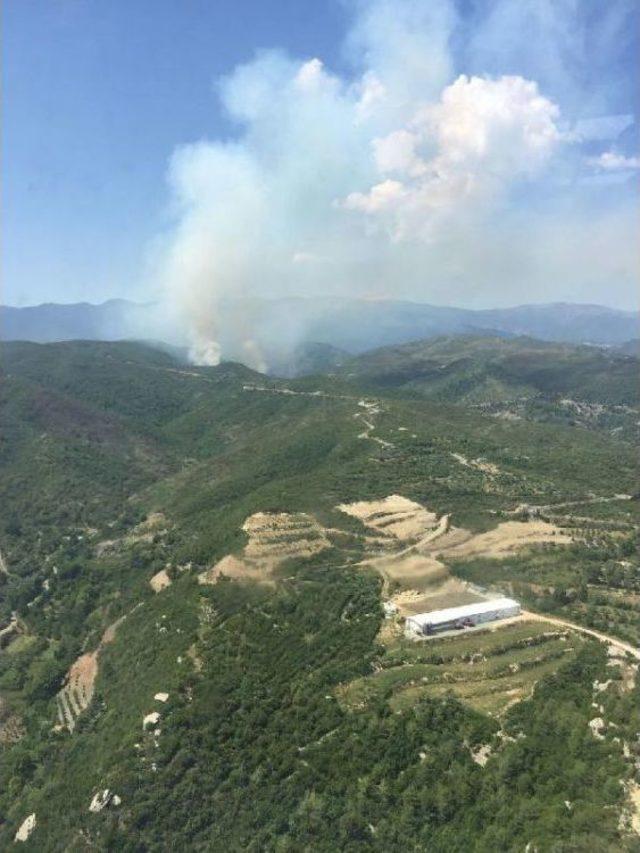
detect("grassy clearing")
(337, 620), (587, 715)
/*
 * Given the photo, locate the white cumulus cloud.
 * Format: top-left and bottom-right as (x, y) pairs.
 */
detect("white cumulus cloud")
(152, 0), (639, 365)
(342, 75), (562, 241)
(587, 151), (640, 171)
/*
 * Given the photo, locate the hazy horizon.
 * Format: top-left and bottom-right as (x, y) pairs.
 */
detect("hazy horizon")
(4, 0), (639, 366)
(3, 295), (638, 314)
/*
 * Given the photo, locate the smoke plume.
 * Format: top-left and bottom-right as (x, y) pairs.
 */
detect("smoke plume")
(154, 0), (639, 367)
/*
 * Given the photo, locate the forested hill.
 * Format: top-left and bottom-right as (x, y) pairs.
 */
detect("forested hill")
(334, 335), (640, 405)
(0, 338), (639, 850)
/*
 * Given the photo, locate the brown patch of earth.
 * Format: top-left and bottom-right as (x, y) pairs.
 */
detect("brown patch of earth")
(338, 495), (572, 622)
(391, 578), (484, 617)
(199, 512), (330, 586)
(55, 611), (134, 731)
(451, 452), (501, 476)
(441, 520), (571, 560)
(337, 495), (438, 541)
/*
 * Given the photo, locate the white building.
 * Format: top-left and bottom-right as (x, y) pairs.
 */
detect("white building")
(405, 597), (520, 637)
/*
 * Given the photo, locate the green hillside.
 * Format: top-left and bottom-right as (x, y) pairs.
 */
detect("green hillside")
(1, 338), (638, 850)
(338, 335), (639, 405)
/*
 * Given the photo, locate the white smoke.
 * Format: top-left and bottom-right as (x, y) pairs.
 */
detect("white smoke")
(155, 0), (638, 365)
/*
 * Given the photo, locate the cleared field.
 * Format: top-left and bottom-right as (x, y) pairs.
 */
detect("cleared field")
(55, 611), (131, 732)
(337, 495), (438, 541)
(337, 620), (587, 716)
(199, 511), (330, 585)
(441, 520), (572, 560)
(392, 581), (482, 615)
(337, 494), (573, 617)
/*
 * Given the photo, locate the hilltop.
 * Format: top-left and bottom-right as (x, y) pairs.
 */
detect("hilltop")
(335, 335), (640, 403)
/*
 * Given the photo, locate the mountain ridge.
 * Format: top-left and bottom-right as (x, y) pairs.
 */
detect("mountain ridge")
(2, 298), (637, 354)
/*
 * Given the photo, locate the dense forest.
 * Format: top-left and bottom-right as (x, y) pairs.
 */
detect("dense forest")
(1, 338), (638, 850)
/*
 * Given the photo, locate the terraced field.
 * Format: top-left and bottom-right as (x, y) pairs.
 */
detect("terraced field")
(55, 611), (132, 731)
(337, 620), (588, 715)
(565, 589), (640, 648)
(337, 494), (439, 541)
(55, 652), (96, 732)
(198, 511), (331, 585)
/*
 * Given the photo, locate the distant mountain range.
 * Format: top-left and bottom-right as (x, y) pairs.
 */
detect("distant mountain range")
(1, 299), (139, 344)
(1, 299), (637, 362)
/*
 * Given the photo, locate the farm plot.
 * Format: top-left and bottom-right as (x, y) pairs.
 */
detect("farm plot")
(55, 611), (131, 732)
(337, 494), (573, 617)
(199, 511), (330, 585)
(337, 620), (587, 716)
(336, 495), (439, 541)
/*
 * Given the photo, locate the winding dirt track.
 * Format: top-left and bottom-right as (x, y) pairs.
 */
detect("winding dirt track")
(521, 610), (640, 661)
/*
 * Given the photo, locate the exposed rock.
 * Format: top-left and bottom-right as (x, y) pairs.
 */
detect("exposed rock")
(471, 744), (493, 766)
(0, 613), (20, 649)
(143, 711), (161, 728)
(154, 692), (169, 703)
(149, 569), (171, 593)
(89, 789), (113, 813)
(15, 813), (36, 842)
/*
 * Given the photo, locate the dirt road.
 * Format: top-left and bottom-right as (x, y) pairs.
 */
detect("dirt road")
(521, 610), (640, 661)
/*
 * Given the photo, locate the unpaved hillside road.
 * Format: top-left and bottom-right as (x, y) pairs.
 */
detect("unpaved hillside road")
(509, 494), (633, 517)
(390, 512), (451, 561)
(522, 610), (640, 661)
(243, 385), (395, 448)
(242, 384), (356, 401)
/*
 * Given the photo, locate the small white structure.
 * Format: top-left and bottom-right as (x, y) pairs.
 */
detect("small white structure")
(406, 597), (520, 637)
(15, 813), (37, 842)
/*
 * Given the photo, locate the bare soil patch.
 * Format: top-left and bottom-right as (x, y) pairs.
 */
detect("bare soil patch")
(338, 495), (573, 621)
(392, 578), (483, 616)
(442, 520), (571, 560)
(199, 511), (330, 586)
(337, 495), (438, 541)
(450, 452), (501, 476)
(55, 611), (133, 731)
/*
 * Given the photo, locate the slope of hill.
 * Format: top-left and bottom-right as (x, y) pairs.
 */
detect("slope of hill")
(337, 335), (640, 404)
(0, 338), (638, 850)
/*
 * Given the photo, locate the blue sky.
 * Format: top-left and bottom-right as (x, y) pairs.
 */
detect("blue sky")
(3, 0), (348, 305)
(3, 0), (639, 315)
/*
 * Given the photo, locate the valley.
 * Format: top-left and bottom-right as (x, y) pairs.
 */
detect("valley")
(0, 336), (638, 850)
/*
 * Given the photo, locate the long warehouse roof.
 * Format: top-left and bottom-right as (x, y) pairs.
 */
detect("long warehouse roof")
(407, 597), (520, 627)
